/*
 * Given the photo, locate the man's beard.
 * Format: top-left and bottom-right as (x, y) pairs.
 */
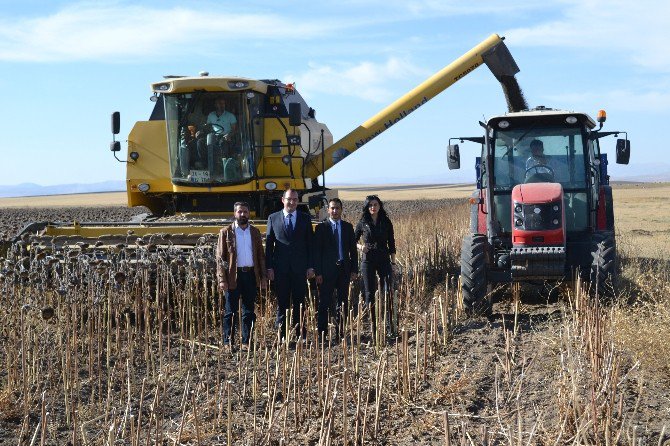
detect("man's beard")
(237, 216), (249, 225)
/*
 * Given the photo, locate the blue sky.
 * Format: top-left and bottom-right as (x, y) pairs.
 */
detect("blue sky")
(1, 0), (669, 186)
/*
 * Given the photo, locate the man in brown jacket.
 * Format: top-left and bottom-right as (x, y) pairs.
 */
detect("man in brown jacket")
(216, 202), (267, 349)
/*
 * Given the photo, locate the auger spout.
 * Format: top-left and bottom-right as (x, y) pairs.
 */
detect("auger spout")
(304, 33), (525, 179)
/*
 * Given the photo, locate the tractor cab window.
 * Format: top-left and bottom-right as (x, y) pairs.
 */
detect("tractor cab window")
(492, 126), (587, 190)
(491, 124), (590, 233)
(164, 93), (259, 185)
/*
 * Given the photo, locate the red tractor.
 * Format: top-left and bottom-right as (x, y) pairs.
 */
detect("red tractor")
(448, 106), (630, 315)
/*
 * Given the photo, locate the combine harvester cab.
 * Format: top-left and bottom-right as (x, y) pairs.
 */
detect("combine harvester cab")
(449, 107), (631, 315)
(5, 33), (524, 259)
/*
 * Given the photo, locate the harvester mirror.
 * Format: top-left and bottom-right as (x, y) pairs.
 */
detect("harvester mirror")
(110, 141), (121, 152)
(288, 102), (302, 127)
(615, 138), (630, 164)
(111, 111), (120, 135)
(447, 144), (461, 170)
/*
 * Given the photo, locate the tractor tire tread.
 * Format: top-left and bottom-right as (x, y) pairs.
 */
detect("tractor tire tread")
(460, 234), (490, 317)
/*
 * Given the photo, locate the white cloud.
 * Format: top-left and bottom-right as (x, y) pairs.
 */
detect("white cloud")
(504, 0), (670, 73)
(542, 88), (670, 113)
(0, 4), (336, 62)
(285, 57), (430, 103)
(336, 0), (543, 17)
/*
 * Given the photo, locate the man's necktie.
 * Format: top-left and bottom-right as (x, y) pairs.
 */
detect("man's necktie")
(287, 213), (293, 238)
(333, 222), (342, 260)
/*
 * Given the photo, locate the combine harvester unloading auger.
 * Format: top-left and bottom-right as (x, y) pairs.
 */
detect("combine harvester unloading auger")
(2, 33), (523, 261)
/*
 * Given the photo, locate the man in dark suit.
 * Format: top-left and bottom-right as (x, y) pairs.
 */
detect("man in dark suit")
(266, 189), (315, 340)
(314, 198), (358, 337)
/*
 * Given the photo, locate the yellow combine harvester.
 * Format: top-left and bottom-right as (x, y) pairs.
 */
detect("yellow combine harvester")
(9, 33), (524, 251)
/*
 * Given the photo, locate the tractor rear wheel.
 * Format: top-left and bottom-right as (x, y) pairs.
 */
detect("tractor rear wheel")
(460, 234), (491, 316)
(589, 231), (618, 298)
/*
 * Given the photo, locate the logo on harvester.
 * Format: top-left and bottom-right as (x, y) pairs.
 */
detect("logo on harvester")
(354, 96), (429, 148)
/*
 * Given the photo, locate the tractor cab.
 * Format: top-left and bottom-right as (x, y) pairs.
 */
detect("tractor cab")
(448, 107), (631, 315)
(488, 109), (595, 235)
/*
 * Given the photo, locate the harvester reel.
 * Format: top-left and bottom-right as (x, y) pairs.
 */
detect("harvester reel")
(460, 234), (491, 317)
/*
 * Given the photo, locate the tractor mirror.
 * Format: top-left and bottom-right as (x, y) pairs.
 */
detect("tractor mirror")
(288, 103), (302, 127)
(447, 144), (461, 170)
(615, 138), (630, 164)
(111, 111), (120, 135)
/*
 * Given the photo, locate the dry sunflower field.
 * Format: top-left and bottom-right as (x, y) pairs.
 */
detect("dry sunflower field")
(0, 183), (668, 445)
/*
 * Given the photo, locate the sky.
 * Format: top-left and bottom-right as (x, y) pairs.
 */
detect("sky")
(1, 0), (669, 187)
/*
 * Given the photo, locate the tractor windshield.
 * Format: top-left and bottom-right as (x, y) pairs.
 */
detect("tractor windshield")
(491, 122), (590, 233)
(164, 92), (263, 185)
(492, 125), (587, 190)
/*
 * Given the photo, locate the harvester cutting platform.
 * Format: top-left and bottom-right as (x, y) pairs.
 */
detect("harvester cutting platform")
(4, 33), (523, 254)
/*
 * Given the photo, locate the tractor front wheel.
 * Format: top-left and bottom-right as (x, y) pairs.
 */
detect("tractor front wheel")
(460, 234), (491, 316)
(589, 231), (618, 298)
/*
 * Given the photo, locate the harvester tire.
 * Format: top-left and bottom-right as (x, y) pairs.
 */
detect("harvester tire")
(460, 234), (491, 316)
(589, 231), (618, 298)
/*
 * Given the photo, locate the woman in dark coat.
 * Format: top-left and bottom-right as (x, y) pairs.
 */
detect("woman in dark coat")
(354, 195), (396, 336)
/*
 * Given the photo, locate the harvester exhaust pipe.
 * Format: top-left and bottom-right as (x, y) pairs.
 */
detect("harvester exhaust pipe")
(481, 39), (528, 113)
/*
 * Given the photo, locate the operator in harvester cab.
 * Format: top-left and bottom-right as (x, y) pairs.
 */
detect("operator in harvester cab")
(204, 97), (239, 171)
(207, 97), (237, 137)
(524, 139), (555, 182)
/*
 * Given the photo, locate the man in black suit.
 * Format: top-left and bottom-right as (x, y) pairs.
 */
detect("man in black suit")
(266, 189), (315, 340)
(314, 198), (358, 337)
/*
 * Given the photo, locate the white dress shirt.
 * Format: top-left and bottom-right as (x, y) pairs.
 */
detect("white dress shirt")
(234, 223), (254, 267)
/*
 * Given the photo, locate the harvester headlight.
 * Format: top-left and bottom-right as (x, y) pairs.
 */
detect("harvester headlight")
(553, 219), (559, 225)
(514, 204), (522, 213)
(154, 83), (170, 92)
(228, 81), (249, 89)
(553, 205), (559, 211)
(533, 207), (541, 214)
(515, 218), (523, 227)
(565, 116), (578, 124)
(138, 183), (150, 193)
(498, 120), (510, 129)
(265, 182), (277, 191)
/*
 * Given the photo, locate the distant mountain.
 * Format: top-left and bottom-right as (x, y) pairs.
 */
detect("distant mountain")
(0, 181), (125, 198)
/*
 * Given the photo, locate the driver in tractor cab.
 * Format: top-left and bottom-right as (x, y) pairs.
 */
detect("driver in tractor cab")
(524, 139), (555, 182)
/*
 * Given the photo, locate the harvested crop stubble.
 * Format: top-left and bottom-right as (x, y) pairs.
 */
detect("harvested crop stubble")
(0, 199), (668, 445)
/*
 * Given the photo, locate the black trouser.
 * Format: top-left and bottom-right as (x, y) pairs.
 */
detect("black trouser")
(274, 269), (308, 340)
(223, 270), (257, 345)
(360, 256), (392, 335)
(318, 263), (350, 336)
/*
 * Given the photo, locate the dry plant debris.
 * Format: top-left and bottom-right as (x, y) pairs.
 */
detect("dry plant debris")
(0, 200), (668, 445)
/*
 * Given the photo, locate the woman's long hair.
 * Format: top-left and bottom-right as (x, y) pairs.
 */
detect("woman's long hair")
(359, 195), (389, 224)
